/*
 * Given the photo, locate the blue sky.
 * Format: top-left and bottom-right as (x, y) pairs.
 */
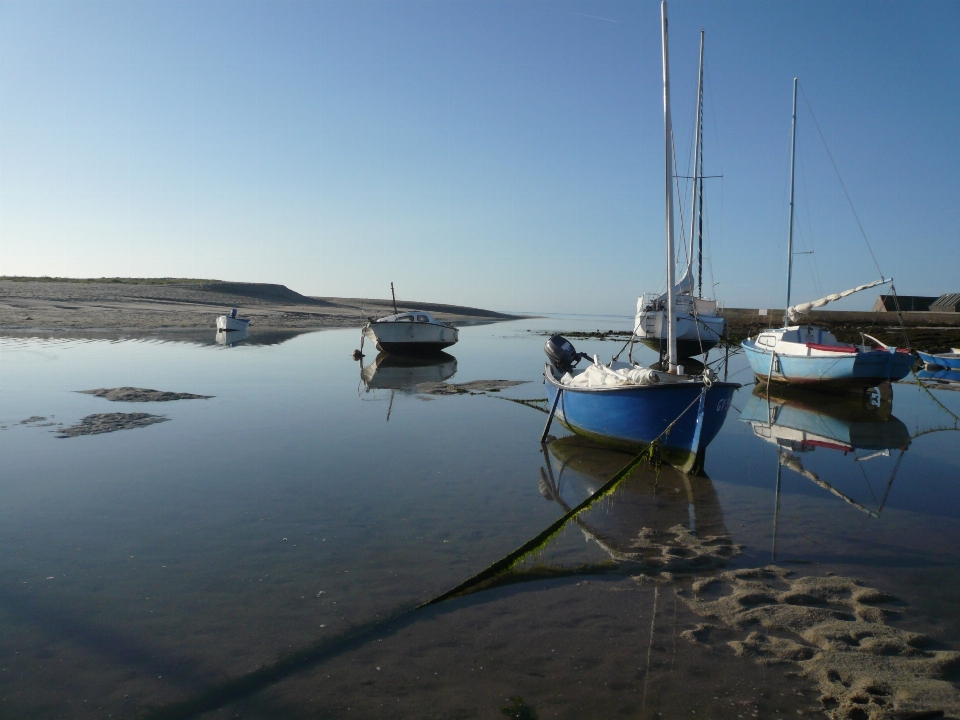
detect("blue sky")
(1, 0), (957, 314)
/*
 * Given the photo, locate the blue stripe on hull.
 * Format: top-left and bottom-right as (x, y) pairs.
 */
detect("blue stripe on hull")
(742, 341), (914, 388)
(545, 375), (737, 463)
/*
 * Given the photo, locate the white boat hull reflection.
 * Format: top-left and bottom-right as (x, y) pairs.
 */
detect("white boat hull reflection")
(215, 329), (250, 346)
(361, 352), (457, 391)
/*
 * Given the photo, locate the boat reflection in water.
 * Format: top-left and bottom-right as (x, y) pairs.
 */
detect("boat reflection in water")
(215, 328), (250, 347)
(359, 351), (457, 421)
(916, 367), (960, 388)
(740, 385), (911, 553)
(740, 384), (910, 456)
(538, 436), (735, 572)
(360, 351), (457, 391)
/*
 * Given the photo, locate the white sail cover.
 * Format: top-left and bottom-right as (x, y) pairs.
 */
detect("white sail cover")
(561, 359), (660, 388)
(785, 278), (888, 324)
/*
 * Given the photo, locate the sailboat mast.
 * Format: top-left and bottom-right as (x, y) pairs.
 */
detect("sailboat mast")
(662, 0), (679, 373)
(694, 30), (704, 299)
(785, 77), (798, 323)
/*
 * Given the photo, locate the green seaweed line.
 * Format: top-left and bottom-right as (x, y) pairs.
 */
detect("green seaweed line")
(417, 442), (657, 608)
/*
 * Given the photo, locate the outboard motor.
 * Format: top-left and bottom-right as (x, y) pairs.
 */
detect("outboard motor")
(544, 334), (588, 373)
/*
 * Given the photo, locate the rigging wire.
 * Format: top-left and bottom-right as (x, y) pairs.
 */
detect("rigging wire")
(702, 63), (722, 301)
(798, 81), (885, 279)
(797, 148), (826, 299)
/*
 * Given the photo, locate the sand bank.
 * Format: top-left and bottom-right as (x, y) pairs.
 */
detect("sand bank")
(57, 412), (169, 438)
(79, 387), (213, 402)
(415, 379), (528, 395)
(0, 278), (520, 336)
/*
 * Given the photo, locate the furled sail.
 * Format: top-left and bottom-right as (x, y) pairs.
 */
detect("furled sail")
(785, 278), (888, 324)
(654, 267), (694, 306)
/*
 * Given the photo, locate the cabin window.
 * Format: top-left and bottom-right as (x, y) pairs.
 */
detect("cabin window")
(401, 315), (413, 322)
(759, 335), (775, 347)
(417, 315), (429, 323)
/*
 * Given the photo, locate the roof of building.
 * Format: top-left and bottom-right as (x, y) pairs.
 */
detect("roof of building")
(932, 293), (960, 308)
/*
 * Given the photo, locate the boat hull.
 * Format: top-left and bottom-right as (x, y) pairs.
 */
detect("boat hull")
(917, 350), (960, 371)
(216, 316), (251, 332)
(634, 309), (725, 357)
(545, 366), (738, 472)
(742, 339), (914, 390)
(362, 322), (458, 355)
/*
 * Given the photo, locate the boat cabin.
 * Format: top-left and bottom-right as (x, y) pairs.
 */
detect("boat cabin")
(754, 325), (859, 356)
(376, 311), (440, 325)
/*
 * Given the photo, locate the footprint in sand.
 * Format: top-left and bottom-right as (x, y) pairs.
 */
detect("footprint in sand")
(675, 566), (960, 720)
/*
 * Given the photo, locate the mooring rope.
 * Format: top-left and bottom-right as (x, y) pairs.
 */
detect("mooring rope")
(141, 385), (713, 720)
(419, 384), (710, 608)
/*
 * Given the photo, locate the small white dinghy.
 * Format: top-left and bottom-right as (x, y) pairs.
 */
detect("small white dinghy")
(216, 308), (251, 332)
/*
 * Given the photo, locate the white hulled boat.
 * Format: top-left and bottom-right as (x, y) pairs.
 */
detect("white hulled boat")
(361, 284), (458, 355)
(216, 308), (251, 332)
(634, 30), (725, 358)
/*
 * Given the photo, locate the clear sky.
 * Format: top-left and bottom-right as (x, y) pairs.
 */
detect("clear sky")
(1, 0), (957, 314)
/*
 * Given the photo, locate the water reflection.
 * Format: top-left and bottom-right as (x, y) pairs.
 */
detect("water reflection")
(740, 384), (910, 455)
(539, 436), (733, 570)
(360, 351), (457, 391)
(917, 367), (960, 388)
(215, 328), (249, 346)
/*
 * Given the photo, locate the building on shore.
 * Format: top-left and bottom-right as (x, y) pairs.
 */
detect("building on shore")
(873, 293), (960, 312)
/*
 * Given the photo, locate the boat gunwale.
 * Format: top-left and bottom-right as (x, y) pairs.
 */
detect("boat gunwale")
(741, 336), (911, 360)
(543, 363), (741, 395)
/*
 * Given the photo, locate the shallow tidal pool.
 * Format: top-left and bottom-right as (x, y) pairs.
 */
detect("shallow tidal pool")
(1, 317), (959, 719)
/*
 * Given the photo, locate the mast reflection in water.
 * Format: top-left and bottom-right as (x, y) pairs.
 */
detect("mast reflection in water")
(740, 385), (912, 558)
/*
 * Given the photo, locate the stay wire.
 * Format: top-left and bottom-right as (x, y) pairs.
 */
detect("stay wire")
(797, 81), (884, 280)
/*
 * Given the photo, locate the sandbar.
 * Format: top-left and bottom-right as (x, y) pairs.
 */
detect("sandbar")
(0, 277), (521, 338)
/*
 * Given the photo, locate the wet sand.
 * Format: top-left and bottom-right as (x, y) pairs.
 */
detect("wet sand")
(0, 278), (520, 336)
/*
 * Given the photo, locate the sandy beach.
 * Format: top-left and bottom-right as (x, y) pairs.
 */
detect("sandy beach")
(0, 278), (520, 337)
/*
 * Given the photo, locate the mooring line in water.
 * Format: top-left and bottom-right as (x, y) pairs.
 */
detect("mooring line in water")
(143, 390), (711, 719)
(911, 368), (960, 425)
(494, 396), (550, 414)
(417, 442), (658, 609)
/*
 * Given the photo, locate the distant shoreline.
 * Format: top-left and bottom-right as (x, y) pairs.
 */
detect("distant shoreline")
(0, 277), (524, 336)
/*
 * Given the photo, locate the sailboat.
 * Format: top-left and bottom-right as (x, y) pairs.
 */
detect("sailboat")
(541, 2), (739, 473)
(741, 79), (914, 390)
(634, 30), (725, 359)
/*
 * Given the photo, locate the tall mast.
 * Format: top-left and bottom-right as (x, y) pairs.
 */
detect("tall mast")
(693, 30), (704, 298)
(662, 0), (679, 373)
(784, 77), (798, 324)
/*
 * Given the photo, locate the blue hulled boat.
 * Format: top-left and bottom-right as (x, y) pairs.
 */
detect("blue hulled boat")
(741, 78), (913, 391)
(544, 362), (738, 471)
(539, 2), (739, 473)
(743, 326), (915, 390)
(917, 349), (960, 371)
